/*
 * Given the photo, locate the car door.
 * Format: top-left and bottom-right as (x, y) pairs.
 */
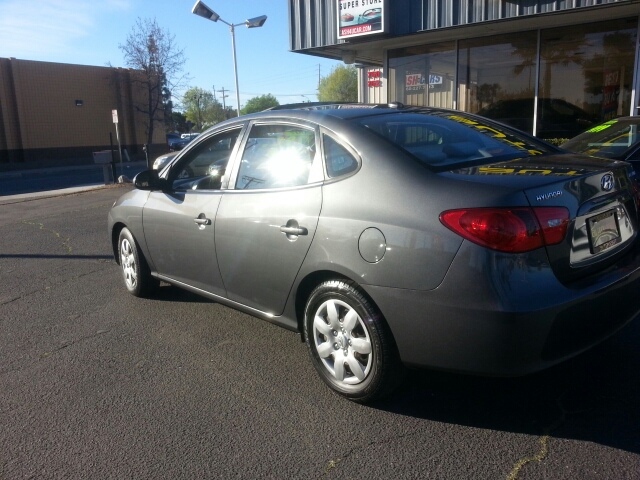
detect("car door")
(142, 126), (244, 296)
(215, 121), (324, 315)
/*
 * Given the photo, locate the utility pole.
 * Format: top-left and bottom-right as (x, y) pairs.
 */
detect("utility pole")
(318, 64), (321, 90)
(217, 87), (229, 117)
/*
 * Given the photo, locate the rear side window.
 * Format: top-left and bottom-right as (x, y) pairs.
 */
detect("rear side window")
(323, 134), (359, 178)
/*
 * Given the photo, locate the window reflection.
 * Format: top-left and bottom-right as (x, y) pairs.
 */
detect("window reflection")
(458, 33), (538, 127)
(539, 18), (637, 141)
(236, 124), (316, 190)
(389, 42), (456, 108)
(387, 17), (638, 143)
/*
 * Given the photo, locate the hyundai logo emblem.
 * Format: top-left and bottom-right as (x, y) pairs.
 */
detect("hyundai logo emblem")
(601, 173), (614, 191)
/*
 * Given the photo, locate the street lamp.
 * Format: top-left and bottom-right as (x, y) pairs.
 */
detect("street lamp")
(192, 1), (267, 117)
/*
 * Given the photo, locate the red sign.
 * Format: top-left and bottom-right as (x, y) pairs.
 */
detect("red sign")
(602, 70), (620, 120)
(406, 74), (422, 87)
(367, 69), (382, 88)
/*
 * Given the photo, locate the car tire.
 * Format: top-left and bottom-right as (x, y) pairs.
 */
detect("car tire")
(118, 227), (159, 297)
(304, 280), (404, 403)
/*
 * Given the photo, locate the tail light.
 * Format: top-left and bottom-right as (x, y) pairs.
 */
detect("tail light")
(440, 207), (569, 253)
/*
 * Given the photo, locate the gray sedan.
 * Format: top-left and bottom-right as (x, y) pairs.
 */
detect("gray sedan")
(108, 104), (640, 403)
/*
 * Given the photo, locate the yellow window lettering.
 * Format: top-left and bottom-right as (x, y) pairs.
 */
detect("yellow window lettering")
(474, 125), (506, 138)
(504, 141), (526, 149)
(516, 169), (553, 175)
(479, 167), (515, 174)
(448, 115), (477, 125)
(586, 120), (617, 133)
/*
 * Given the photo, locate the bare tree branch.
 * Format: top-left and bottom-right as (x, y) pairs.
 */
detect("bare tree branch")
(119, 17), (189, 145)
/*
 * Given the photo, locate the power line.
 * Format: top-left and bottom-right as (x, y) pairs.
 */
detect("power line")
(243, 92), (317, 97)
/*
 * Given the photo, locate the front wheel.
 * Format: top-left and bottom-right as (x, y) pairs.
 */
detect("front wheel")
(304, 280), (403, 403)
(118, 227), (158, 297)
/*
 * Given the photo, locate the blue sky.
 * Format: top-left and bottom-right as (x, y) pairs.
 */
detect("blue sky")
(0, 0), (341, 109)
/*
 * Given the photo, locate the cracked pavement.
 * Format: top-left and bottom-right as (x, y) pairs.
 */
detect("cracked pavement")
(0, 186), (639, 479)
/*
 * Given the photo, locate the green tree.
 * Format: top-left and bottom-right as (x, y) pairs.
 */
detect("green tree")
(317, 65), (357, 102)
(119, 18), (188, 145)
(241, 94), (280, 115)
(170, 111), (187, 133)
(182, 87), (227, 130)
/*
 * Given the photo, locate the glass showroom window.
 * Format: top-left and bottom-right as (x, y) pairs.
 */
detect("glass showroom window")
(539, 18), (638, 142)
(457, 32), (538, 134)
(388, 42), (456, 108)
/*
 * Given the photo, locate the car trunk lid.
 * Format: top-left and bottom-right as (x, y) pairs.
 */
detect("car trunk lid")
(522, 155), (638, 282)
(448, 154), (640, 282)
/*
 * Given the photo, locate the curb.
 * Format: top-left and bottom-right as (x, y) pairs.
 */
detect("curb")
(0, 183), (131, 205)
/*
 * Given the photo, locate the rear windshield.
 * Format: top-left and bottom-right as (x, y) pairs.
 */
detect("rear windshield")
(353, 111), (556, 169)
(561, 119), (640, 159)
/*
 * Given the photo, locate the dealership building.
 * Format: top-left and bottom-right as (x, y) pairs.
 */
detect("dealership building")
(289, 0), (640, 141)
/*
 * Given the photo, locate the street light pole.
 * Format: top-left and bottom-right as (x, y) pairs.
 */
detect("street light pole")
(191, 1), (267, 117)
(228, 23), (241, 117)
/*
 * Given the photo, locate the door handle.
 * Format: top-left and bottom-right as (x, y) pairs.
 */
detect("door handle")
(194, 217), (211, 226)
(280, 225), (308, 236)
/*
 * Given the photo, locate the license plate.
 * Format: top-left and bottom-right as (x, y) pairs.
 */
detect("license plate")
(587, 210), (621, 254)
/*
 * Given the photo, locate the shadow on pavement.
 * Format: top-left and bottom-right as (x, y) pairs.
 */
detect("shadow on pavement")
(377, 318), (640, 454)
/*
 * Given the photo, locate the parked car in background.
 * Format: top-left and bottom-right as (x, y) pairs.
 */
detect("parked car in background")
(109, 104), (640, 403)
(561, 116), (640, 174)
(169, 133), (200, 151)
(166, 132), (180, 146)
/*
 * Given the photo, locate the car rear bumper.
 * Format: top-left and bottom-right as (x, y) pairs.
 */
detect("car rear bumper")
(363, 242), (640, 376)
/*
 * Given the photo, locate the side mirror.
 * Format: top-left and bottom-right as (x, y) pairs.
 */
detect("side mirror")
(133, 170), (167, 191)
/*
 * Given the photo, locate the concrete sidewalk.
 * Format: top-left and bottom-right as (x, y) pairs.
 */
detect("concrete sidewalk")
(0, 161), (147, 203)
(0, 160), (147, 179)
(0, 183), (121, 205)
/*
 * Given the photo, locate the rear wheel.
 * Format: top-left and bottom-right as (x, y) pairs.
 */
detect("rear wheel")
(118, 227), (158, 297)
(304, 280), (403, 403)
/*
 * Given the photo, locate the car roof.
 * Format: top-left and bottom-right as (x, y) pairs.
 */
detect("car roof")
(233, 103), (477, 125)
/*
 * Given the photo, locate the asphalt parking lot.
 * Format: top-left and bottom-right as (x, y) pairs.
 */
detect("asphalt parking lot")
(1, 185), (639, 479)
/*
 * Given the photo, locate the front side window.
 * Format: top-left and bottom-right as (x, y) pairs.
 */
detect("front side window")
(235, 124), (317, 189)
(170, 127), (242, 191)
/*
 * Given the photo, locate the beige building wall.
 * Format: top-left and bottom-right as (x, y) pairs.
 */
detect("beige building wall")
(0, 58), (165, 169)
